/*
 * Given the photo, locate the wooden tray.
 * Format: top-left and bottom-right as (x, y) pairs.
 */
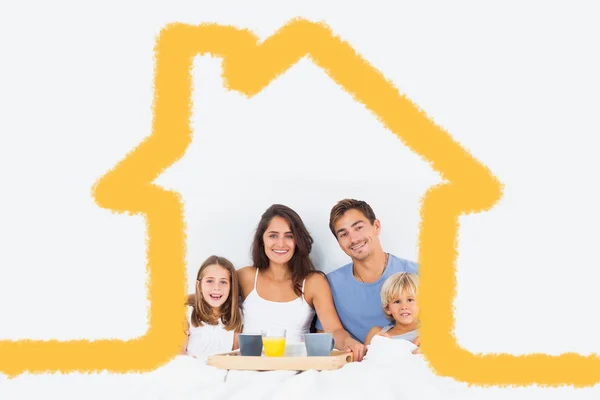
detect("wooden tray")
(207, 350), (353, 371)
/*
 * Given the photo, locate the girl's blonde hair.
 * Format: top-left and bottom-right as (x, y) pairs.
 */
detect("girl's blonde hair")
(380, 272), (419, 322)
(191, 255), (243, 331)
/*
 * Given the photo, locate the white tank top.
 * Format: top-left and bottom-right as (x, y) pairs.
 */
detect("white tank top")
(186, 316), (235, 358)
(242, 268), (316, 345)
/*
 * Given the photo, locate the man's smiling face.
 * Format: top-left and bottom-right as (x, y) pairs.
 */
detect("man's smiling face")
(333, 208), (381, 261)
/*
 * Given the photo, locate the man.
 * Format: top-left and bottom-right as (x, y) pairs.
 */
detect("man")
(315, 199), (419, 344)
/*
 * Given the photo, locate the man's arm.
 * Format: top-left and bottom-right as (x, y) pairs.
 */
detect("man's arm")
(307, 273), (366, 361)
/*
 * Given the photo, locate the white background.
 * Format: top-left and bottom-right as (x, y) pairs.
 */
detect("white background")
(1, 0), (599, 398)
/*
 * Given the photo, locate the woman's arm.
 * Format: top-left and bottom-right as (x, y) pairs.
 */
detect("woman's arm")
(237, 266), (257, 301)
(232, 332), (240, 351)
(306, 273), (366, 361)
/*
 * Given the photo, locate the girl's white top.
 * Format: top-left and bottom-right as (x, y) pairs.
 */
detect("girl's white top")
(242, 268), (315, 353)
(186, 315), (235, 358)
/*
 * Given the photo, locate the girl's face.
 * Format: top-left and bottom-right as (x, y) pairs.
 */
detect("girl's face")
(386, 289), (418, 326)
(262, 216), (295, 265)
(197, 264), (231, 309)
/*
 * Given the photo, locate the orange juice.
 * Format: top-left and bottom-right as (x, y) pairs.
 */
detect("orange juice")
(262, 337), (286, 357)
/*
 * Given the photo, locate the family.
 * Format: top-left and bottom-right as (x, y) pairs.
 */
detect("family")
(182, 199), (420, 362)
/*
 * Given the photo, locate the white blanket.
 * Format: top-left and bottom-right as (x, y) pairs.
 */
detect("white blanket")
(132, 337), (466, 400)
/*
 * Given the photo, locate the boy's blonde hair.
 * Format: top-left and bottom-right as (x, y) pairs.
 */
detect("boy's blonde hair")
(380, 272), (419, 322)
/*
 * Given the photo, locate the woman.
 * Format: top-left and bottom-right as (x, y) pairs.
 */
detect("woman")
(239, 204), (366, 361)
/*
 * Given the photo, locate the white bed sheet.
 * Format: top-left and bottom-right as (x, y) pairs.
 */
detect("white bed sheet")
(131, 336), (467, 400)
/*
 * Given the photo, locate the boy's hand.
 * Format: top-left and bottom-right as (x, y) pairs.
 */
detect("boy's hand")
(411, 336), (421, 354)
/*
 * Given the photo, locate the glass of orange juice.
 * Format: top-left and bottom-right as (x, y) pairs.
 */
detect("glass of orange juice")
(261, 327), (286, 357)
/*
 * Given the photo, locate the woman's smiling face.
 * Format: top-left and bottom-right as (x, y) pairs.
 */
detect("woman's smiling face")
(262, 216), (295, 266)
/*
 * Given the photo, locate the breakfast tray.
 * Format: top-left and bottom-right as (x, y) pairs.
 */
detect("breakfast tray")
(207, 350), (353, 371)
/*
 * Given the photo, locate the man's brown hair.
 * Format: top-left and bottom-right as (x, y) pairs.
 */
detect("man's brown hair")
(329, 199), (377, 237)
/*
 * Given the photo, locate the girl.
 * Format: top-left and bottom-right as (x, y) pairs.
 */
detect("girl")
(182, 255), (243, 358)
(364, 272), (421, 353)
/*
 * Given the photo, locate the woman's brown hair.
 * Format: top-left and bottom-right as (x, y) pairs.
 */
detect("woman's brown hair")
(191, 255), (243, 331)
(251, 204), (322, 297)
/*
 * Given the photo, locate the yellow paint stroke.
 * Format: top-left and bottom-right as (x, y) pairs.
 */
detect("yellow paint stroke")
(1, 18), (595, 387)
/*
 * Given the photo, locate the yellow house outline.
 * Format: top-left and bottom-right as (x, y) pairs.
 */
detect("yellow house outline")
(1, 18), (596, 386)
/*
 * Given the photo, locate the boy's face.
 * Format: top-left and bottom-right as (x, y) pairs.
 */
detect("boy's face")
(386, 289), (418, 326)
(333, 208), (381, 262)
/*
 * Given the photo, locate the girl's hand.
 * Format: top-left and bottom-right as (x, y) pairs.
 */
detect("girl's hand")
(180, 319), (190, 354)
(343, 337), (366, 362)
(183, 319), (190, 336)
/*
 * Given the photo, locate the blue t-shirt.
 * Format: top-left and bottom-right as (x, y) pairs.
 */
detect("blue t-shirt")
(315, 254), (418, 343)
